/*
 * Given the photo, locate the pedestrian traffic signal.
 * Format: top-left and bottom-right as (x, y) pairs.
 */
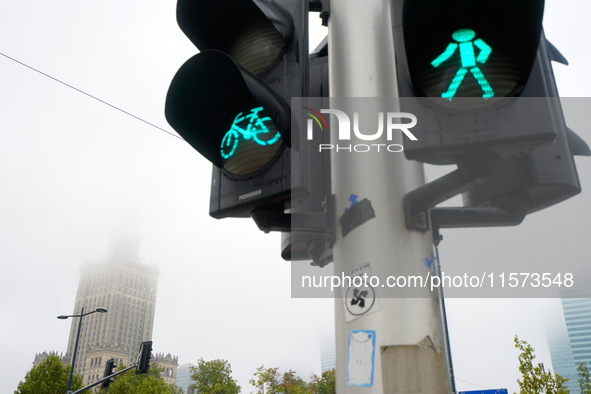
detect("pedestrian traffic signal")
(136, 341), (152, 374)
(165, 0), (309, 219)
(101, 358), (115, 389)
(391, 0), (560, 165)
(394, 0), (589, 233)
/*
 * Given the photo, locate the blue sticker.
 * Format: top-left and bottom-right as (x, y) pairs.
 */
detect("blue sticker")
(344, 194), (359, 213)
(425, 253), (435, 271)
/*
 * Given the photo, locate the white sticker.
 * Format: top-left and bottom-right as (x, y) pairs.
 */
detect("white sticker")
(342, 263), (381, 322)
(347, 330), (375, 387)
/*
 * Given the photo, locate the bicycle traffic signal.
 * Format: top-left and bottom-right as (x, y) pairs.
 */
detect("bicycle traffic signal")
(101, 358), (115, 389)
(165, 0), (309, 219)
(136, 341), (152, 374)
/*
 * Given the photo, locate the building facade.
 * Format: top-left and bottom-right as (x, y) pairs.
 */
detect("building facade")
(563, 298), (591, 368)
(153, 352), (179, 386)
(548, 323), (579, 392)
(548, 297), (591, 393)
(32, 351), (67, 368)
(320, 332), (336, 372)
(60, 234), (177, 386)
(176, 363), (196, 394)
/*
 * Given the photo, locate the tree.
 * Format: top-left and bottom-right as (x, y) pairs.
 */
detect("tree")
(514, 336), (569, 394)
(578, 362), (591, 394)
(249, 366), (282, 394)
(250, 365), (318, 394)
(14, 354), (83, 394)
(308, 369), (335, 394)
(190, 359), (240, 394)
(107, 362), (183, 394)
(279, 370), (308, 394)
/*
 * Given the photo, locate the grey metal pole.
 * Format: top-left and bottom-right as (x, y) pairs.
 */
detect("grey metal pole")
(71, 364), (136, 394)
(327, 0), (450, 392)
(434, 247), (456, 393)
(67, 307), (84, 394)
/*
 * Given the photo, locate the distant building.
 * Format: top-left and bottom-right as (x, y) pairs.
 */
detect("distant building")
(563, 299), (591, 368)
(63, 232), (161, 384)
(32, 351), (67, 368)
(548, 323), (578, 392)
(320, 332), (336, 372)
(153, 352), (179, 386)
(176, 363), (196, 393)
(32, 224), (178, 389)
(548, 295), (591, 394)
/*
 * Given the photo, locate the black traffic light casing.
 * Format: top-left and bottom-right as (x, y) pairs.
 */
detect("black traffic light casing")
(166, 0), (309, 219)
(462, 38), (590, 213)
(391, 0), (563, 165)
(136, 341), (152, 374)
(101, 358), (115, 389)
(281, 41), (332, 266)
(394, 0), (589, 234)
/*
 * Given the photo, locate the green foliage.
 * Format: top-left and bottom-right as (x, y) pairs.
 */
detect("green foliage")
(250, 366), (335, 394)
(107, 363), (183, 394)
(249, 366), (309, 394)
(578, 363), (591, 394)
(513, 336), (569, 394)
(14, 354), (83, 394)
(279, 370), (308, 394)
(308, 369), (335, 394)
(190, 359), (240, 394)
(249, 366), (282, 394)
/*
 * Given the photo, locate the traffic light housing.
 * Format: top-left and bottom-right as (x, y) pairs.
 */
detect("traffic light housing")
(394, 0), (589, 234)
(101, 358), (115, 389)
(280, 39), (333, 266)
(392, 0), (561, 165)
(165, 0), (309, 219)
(136, 341), (152, 374)
(458, 34), (590, 213)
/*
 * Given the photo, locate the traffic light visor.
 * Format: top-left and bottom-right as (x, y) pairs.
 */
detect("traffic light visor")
(165, 51), (290, 177)
(176, 0), (294, 77)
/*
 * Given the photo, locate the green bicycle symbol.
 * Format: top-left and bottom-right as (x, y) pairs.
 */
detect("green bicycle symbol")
(220, 107), (282, 160)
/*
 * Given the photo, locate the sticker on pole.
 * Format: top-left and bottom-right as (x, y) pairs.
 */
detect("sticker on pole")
(339, 195), (376, 238)
(347, 330), (376, 387)
(342, 263), (381, 322)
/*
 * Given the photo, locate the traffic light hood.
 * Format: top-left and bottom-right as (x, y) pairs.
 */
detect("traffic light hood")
(176, 0), (294, 77)
(165, 50), (291, 169)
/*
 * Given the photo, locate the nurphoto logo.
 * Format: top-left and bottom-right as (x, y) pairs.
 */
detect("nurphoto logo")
(304, 107), (418, 153)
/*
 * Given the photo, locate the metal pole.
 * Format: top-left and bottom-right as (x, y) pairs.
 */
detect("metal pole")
(434, 246), (456, 393)
(327, 0), (450, 392)
(71, 364), (136, 394)
(67, 307), (84, 394)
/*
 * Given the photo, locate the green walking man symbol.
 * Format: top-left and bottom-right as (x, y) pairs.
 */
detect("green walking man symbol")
(431, 28), (494, 101)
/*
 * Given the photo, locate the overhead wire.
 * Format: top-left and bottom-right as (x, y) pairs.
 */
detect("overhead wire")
(455, 376), (494, 390)
(0, 51), (184, 141)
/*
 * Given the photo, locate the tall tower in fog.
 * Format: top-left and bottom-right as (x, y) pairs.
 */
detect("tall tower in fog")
(63, 223), (161, 385)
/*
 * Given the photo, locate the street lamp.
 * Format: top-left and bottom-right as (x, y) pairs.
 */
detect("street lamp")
(58, 307), (108, 394)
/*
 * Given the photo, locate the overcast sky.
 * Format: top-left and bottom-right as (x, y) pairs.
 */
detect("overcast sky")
(0, 1), (590, 393)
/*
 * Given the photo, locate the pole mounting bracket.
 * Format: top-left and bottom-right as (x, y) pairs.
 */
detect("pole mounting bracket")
(250, 194), (336, 244)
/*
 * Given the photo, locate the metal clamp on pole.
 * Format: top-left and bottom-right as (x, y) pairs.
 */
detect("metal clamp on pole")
(403, 169), (486, 232)
(404, 155), (500, 231)
(309, 0), (329, 26)
(430, 199), (529, 246)
(250, 194), (335, 242)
